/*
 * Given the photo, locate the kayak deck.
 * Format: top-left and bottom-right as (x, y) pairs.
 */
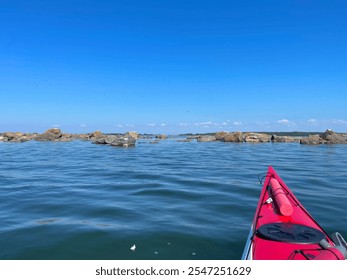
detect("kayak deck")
(243, 166), (346, 260)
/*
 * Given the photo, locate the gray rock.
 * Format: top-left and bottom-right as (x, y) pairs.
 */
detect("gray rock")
(300, 134), (324, 145)
(271, 135), (298, 143)
(2, 132), (34, 142)
(110, 136), (136, 147)
(156, 134), (167, 140)
(197, 135), (216, 142)
(93, 135), (136, 147)
(36, 128), (63, 141)
(300, 130), (347, 145)
(4, 132), (19, 140)
(221, 132), (243, 142)
(215, 131), (229, 141)
(177, 138), (192, 142)
(125, 131), (139, 140)
(319, 129), (347, 144)
(244, 133), (270, 143)
(88, 131), (105, 140)
(74, 134), (90, 141)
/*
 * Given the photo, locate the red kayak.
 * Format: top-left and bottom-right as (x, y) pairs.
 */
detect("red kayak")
(242, 166), (347, 260)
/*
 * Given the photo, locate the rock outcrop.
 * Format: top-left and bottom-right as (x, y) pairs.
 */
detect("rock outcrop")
(271, 135), (298, 143)
(220, 132), (244, 142)
(2, 129), (347, 146)
(35, 128), (63, 141)
(1, 132), (36, 142)
(155, 134), (167, 140)
(320, 129), (347, 144)
(243, 133), (270, 143)
(215, 132), (229, 141)
(300, 130), (347, 145)
(92, 134), (136, 147)
(88, 131), (105, 140)
(300, 134), (322, 145)
(125, 131), (139, 140)
(0, 128), (139, 148)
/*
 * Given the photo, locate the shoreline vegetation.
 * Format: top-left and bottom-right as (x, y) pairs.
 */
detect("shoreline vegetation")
(1, 128), (347, 147)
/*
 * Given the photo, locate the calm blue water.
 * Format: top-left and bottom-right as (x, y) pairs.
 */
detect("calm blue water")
(1, 139), (347, 260)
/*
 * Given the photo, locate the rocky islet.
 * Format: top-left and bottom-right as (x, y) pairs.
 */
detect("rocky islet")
(1, 128), (347, 146)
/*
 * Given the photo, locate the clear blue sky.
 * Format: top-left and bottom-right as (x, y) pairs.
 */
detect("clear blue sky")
(1, 0), (346, 134)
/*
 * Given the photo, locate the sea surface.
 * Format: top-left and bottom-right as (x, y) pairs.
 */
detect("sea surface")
(1, 138), (347, 260)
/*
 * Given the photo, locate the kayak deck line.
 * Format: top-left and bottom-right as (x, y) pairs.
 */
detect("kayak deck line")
(242, 166), (347, 260)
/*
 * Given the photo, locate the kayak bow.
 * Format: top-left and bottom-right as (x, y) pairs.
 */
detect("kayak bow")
(242, 166), (347, 260)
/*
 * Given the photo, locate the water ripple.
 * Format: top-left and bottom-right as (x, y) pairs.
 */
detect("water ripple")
(1, 140), (347, 259)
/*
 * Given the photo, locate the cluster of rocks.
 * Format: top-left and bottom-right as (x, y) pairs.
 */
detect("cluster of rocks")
(1, 128), (347, 146)
(0, 128), (141, 147)
(91, 131), (138, 147)
(0, 132), (36, 143)
(178, 130), (347, 145)
(193, 132), (299, 143)
(299, 129), (347, 145)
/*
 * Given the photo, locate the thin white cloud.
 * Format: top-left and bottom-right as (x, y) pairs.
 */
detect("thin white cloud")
(51, 124), (61, 127)
(277, 119), (295, 126)
(80, 124), (87, 127)
(117, 124), (134, 129)
(147, 123), (156, 127)
(160, 123), (166, 126)
(178, 121), (231, 128)
(179, 123), (189, 126)
(194, 121), (213, 126)
(332, 119), (347, 125)
(306, 118), (320, 127)
(193, 120), (231, 127)
(233, 121), (242, 126)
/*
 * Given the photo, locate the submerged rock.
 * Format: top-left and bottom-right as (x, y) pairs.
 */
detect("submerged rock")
(197, 135), (216, 142)
(177, 138), (192, 142)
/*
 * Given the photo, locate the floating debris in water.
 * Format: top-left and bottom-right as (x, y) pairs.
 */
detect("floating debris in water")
(192, 252), (196, 256)
(154, 251), (159, 255)
(130, 244), (136, 251)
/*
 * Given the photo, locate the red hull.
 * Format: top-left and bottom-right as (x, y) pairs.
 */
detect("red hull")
(243, 166), (345, 260)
